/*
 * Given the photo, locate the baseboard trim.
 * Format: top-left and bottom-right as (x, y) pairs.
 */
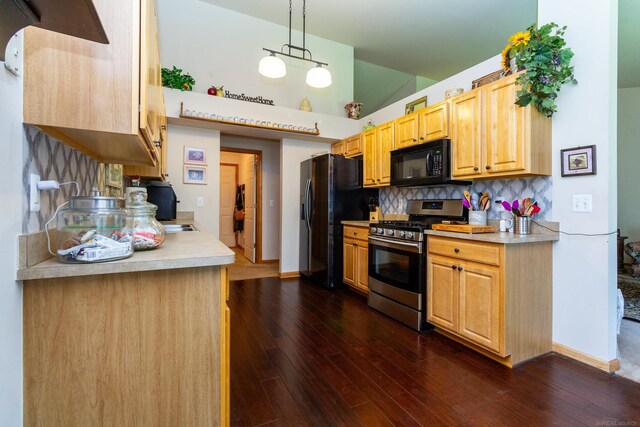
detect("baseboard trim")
(552, 342), (620, 373)
(260, 259), (279, 265)
(279, 271), (300, 279)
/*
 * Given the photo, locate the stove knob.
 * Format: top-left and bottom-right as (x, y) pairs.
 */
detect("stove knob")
(376, 227), (383, 234)
(405, 231), (414, 239)
(386, 229), (394, 236)
(399, 231), (405, 237)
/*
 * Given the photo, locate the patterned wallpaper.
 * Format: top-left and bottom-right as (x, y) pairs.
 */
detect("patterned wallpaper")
(23, 126), (100, 233)
(379, 176), (552, 220)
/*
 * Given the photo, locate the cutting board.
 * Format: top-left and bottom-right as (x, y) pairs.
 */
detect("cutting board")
(431, 224), (498, 234)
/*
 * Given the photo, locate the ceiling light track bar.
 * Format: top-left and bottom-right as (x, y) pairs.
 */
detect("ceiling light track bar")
(262, 47), (328, 67)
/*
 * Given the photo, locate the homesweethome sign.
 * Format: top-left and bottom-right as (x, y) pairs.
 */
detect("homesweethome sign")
(223, 90), (275, 106)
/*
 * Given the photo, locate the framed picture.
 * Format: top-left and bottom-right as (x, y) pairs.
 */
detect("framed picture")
(107, 164), (123, 188)
(184, 146), (207, 165)
(561, 145), (597, 177)
(405, 96), (427, 115)
(184, 166), (207, 184)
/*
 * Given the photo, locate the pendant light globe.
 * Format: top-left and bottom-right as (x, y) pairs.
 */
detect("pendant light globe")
(258, 53), (286, 78)
(306, 64), (332, 88)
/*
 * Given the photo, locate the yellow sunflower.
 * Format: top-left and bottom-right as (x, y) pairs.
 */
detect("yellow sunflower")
(509, 31), (531, 47)
(501, 45), (511, 71)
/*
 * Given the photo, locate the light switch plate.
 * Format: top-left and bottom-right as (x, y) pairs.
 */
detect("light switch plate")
(197, 196), (204, 207)
(572, 194), (592, 212)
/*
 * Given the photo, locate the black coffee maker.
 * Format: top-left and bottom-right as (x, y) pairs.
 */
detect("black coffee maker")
(146, 181), (178, 220)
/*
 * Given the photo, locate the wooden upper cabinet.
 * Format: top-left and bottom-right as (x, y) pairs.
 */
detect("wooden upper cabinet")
(377, 121), (395, 186)
(450, 72), (551, 180)
(343, 133), (363, 157)
(362, 121), (394, 188)
(362, 128), (377, 186)
(331, 140), (345, 155)
(23, 0), (165, 167)
(484, 73), (551, 177)
(394, 112), (419, 149)
(450, 89), (483, 178)
(418, 100), (450, 143)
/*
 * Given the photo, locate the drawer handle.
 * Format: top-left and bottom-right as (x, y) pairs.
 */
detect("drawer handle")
(458, 266), (463, 271)
(473, 167), (479, 171)
(412, 138), (417, 142)
(454, 248), (460, 253)
(451, 265), (457, 270)
(486, 165), (491, 170)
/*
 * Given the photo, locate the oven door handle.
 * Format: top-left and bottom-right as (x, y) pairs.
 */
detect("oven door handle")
(368, 236), (423, 253)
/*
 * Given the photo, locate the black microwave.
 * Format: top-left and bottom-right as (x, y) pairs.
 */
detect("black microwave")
(390, 139), (469, 187)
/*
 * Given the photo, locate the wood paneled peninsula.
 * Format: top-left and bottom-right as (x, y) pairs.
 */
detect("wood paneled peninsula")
(18, 231), (234, 426)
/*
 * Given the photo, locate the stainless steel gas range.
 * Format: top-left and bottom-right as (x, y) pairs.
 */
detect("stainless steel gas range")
(367, 199), (466, 331)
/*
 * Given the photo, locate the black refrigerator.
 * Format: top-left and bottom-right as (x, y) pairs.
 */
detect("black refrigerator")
(299, 154), (377, 288)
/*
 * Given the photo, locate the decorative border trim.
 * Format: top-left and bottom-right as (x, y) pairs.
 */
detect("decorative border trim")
(552, 342), (620, 373)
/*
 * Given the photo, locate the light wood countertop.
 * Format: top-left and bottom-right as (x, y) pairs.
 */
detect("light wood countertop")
(17, 229), (235, 281)
(341, 220), (371, 227)
(425, 229), (559, 244)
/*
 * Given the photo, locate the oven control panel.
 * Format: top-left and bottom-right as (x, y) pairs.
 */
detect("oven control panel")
(369, 226), (423, 242)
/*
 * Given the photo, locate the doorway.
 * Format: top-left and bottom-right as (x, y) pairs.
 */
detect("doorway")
(220, 148), (263, 263)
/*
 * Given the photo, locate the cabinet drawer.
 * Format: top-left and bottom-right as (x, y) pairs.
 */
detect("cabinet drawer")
(428, 236), (501, 266)
(344, 226), (369, 241)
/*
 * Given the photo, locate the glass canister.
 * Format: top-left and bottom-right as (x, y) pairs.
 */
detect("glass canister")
(126, 188), (166, 251)
(56, 194), (133, 263)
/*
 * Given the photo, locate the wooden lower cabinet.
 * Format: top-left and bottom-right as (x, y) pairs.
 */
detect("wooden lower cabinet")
(427, 235), (552, 367)
(343, 225), (369, 294)
(23, 265), (230, 426)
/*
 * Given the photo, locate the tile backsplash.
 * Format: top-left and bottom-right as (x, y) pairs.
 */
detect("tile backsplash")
(23, 126), (100, 233)
(379, 176), (552, 220)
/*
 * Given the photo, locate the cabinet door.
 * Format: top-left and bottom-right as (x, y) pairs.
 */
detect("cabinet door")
(376, 121), (395, 186)
(485, 75), (526, 174)
(343, 239), (357, 286)
(362, 129), (377, 187)
(344, 134), (363, 158)
(419, 100), (449, 143)
(394, 113), (419, 149)
(355, 241), (369, 293)
(140, 0), (163, 150)
(450, 90), (483, 178)
(331, 141), (345, 155)
(458, 262), (503, 354)
(427, 255), (459, 332)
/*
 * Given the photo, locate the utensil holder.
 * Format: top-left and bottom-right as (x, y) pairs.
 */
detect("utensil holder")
(468, 210), (487, 226)
(514, 216), (531, 235)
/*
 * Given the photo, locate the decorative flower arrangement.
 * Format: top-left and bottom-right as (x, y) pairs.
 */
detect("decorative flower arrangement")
(503, 22), (577, 118)
(161, 66), (196, 91)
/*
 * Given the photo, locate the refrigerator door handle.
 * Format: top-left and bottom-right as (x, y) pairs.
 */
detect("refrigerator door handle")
(304, 178), (312, 230)
(306, 179), (313, 229)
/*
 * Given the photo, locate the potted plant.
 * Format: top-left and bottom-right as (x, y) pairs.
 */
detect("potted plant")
(502, 22), (577, 117)
(161, 66), (196, 91)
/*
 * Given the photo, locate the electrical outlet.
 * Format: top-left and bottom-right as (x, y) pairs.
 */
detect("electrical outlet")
(572, 194), (592, 212)
(269, 199), (274, 208)
(30, 174), (40, 212)
(197, 196), (204, 207)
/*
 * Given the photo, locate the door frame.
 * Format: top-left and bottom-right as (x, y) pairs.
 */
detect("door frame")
(219, 163), (238, 247)
(220, 147), (263, 263)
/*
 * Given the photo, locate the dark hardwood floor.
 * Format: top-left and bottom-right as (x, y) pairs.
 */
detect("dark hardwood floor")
(230, 277), (640, 426)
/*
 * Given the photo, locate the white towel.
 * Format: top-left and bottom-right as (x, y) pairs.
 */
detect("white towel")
(617, 288), (624, 335)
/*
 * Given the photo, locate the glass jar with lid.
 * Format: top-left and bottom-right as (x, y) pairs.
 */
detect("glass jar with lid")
(126, 188), (166, 251)
(56, 193), (134, 263)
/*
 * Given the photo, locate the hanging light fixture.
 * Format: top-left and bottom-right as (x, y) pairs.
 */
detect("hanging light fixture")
(258, 0), (331, 88)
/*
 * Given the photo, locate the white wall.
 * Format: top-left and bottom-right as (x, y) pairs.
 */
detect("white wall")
(539, 0), (618, 362)
(0, 35), (25, 426)
(166, 125), (221, 235)
(280, 138), (331, 274)
(156, 0), (354, 116)
(221, 136), (281, 261)
(618, 87), (640, 248)
(361, 54), (503, 125)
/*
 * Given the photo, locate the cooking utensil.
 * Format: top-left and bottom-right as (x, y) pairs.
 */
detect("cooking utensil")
(512, 199), (519, 215)
(463, 190), (472, 210)
(502, 201), (512, 212)
(462, 198), (471, 209)
(479, 192), (490, 211)
(471, 193), (479, 210)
